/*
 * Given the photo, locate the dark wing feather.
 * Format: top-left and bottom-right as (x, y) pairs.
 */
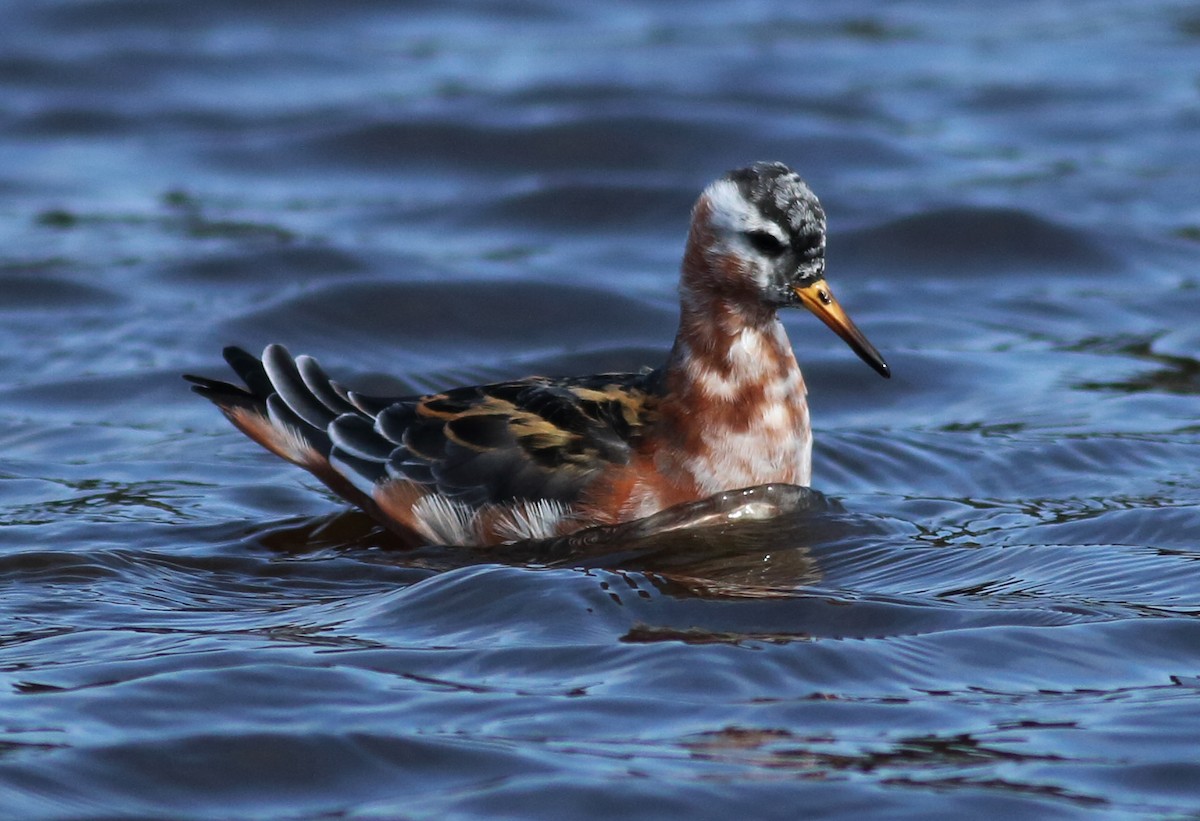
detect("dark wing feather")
(263, 345), (338, 428)
(375, 373), (658, 504)
(187, 344), (660, 509)
(328, 413), (392, 461)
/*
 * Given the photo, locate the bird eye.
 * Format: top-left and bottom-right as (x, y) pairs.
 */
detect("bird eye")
(744, 231), (786, 257)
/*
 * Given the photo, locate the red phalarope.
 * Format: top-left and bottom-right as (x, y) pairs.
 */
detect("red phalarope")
(186, 162), (889, 547)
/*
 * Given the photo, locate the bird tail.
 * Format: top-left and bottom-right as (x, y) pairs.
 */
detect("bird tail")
(184, 344), (393, 529)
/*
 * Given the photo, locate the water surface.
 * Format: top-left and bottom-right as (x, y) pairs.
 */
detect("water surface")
(1, 2), (1199, 819)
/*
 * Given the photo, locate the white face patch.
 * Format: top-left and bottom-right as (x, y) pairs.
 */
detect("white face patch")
(700, 179), (790, 293)
(704, 179), (784, 237)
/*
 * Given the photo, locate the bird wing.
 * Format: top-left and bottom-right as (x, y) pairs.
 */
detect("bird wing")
(186, 344), (658, 510)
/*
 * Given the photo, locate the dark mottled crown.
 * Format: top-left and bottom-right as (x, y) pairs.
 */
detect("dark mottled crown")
(726, 162), (826, 251)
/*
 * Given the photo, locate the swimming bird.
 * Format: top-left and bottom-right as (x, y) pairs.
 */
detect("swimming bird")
(186, 162), (889, 547)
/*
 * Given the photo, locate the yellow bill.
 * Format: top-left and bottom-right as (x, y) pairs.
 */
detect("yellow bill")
(794, 280), (890, 378)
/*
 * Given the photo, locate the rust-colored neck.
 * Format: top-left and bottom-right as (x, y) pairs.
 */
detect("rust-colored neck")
(651, 203), (812, 494)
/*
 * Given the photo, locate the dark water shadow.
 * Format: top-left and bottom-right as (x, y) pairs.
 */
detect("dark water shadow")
(256, 485), (891, 600)
(1071, 337), (1200, 396)
(214, 278), (673, 368)
(837, 206), (1124, 278)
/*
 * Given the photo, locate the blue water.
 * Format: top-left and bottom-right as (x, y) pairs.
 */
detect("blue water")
(2, 2), (1200, 818)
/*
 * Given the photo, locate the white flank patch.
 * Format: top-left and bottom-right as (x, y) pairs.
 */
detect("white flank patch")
(412, 495), (574, 546)
(493, 499), (573, 543)
(412, 495), (478, 546)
